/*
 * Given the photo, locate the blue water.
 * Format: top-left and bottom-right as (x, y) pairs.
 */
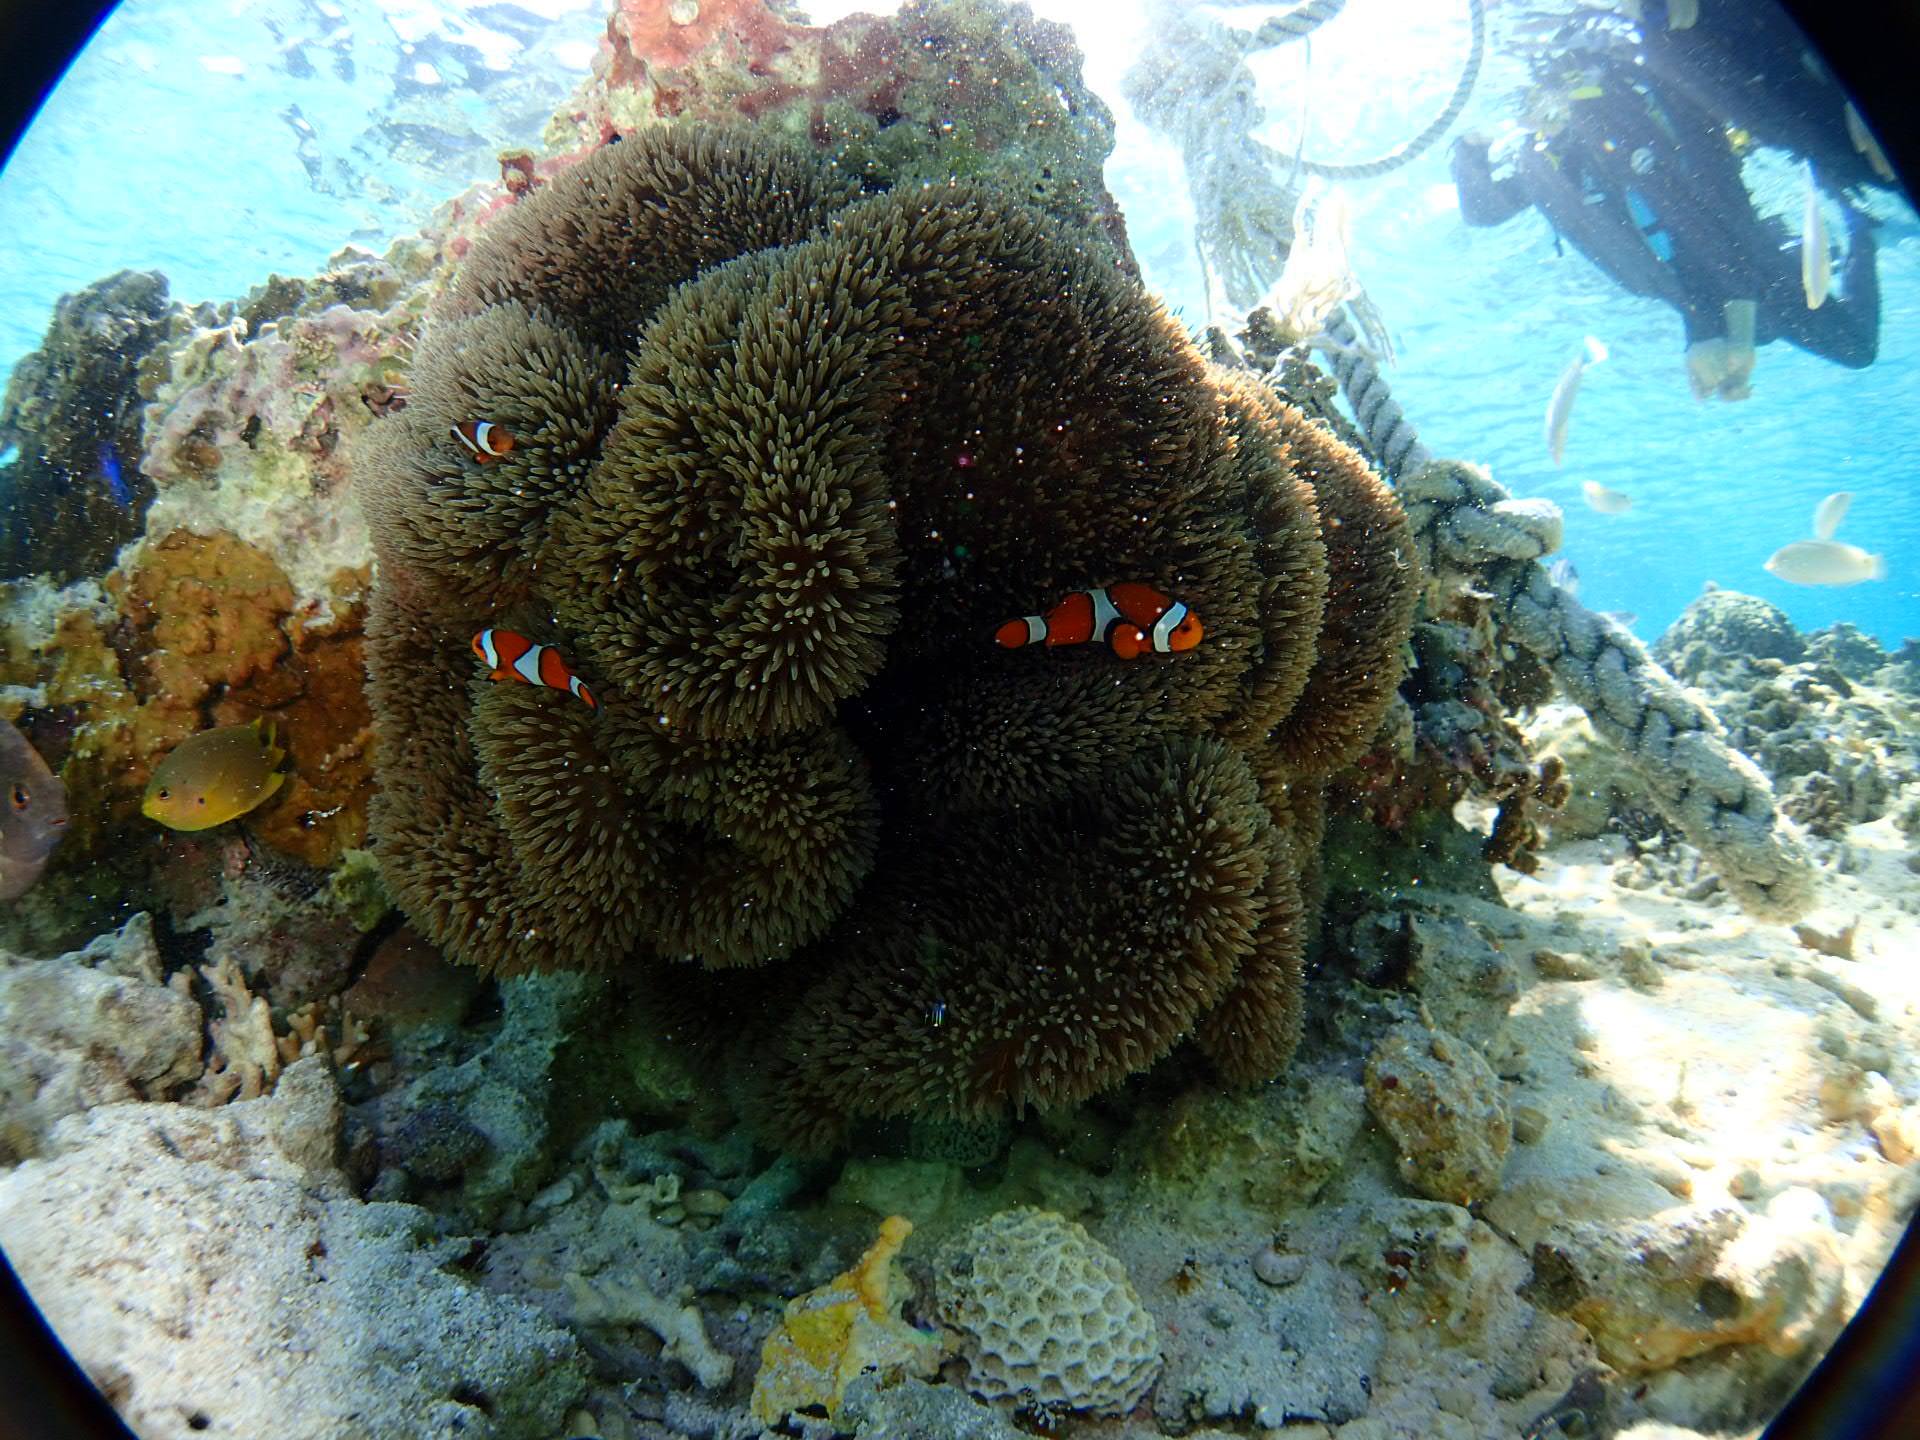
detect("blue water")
(0, 0), (600, 375)
(2, 0), (1916, 647)
(1092, 0), (1920, 649)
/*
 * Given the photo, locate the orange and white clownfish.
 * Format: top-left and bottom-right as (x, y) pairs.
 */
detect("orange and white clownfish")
(471, 629), (598, 710)
(994, 583), (1204, 660)
(450, 419), (515, 464)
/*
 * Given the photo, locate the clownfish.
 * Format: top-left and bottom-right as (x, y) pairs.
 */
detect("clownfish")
(471, 629), (598, 710)
(450, 419), (515, 464)
(994, 584), (1204, 660)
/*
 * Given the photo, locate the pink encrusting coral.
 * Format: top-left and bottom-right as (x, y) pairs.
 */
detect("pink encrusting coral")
(537, 0), (1135, 265)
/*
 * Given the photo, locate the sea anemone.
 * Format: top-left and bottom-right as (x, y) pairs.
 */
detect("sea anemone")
(360, 128), (1419, 1145)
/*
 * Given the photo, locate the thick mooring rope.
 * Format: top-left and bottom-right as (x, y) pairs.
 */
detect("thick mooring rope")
(1318, 305), (1430, 478)
(1272, 0), (1488, 181)
(1243, 0), (1350, 46)
(1126, 0), (1485, 310)
(1397, 458), (1817, 923)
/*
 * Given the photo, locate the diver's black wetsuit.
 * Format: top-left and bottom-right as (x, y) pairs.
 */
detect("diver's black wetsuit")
(1452, 20), (1880, 371)
(1639, 3), (1890, 197)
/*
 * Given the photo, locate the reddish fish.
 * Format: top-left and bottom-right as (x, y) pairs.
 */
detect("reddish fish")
(450, 419), (514, 464)
(0, 719), (67, 899)
(471, 629), (597, 710)
(995, 584), (1204, 660)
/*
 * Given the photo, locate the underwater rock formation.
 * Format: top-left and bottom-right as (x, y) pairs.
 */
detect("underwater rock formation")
(1648, 590), (1915, 842)
(0, 271), (172, 581)
(0, 531), (373, 870)
(1654, 585), (1805, 681)
(0, 1058), (586, 1438)
(1523, 1192), (1845, 1383)
(360, 972), (592, 1220)
(0, 913), (201, 1162)
(1365, 1020), (1512, 1207)
(361, 128), (1418, 1147)
(0, 240), (429, 922)
(750, 1213), (939, 1426)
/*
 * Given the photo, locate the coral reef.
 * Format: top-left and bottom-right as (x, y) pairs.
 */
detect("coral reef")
(0, 271), (173, 580)
(1125, 1070), (1366, 1216)
(0, 1059), (586, 1439)
(1129, 1209), (1384, 1429)
(1653, 585), (1806, 680)
(358, 972), (592, 1219)
(361, 127), (1417, 1146)
(834, 1376), (1025, 1439)
(0, 238), (428, 898)
(1803, 621), (1886, 683)
(0, 531), (373, 873)
(552, 0), (1131, 264)
(568, 1267), (736, 1391)
(1365, 1020), (1513, 1207)
(186, 861), (370, 1010)
(1524, 1193), (1845, 1386)
(1536, 592), (1918, 863)
(1347, 603), (1568, 878)
(933, 1207), (1161, 1417)
(2, 7), (1913, 1440)
(135, 242), (430, 603)
(1239, 268), (1817, 923)
(0, 913), (201, 1161)
(1529, 703), (1645, 841)
(1649, 590), (1916, 843)
(0, 233), (440, 941)
(750, 1213), (939, 1424)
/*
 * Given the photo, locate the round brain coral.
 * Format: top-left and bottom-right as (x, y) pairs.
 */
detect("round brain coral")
(359, 127), (1418, 1145)
(933, 1207), (1161, 1417)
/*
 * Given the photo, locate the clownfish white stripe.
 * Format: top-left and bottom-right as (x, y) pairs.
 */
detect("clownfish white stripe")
(450, 419), (516, 463)
(1151, 600), (1189, 654)
(1089, 587), (1122, 636)
(469, 627), (599, 711)
(994, 583), (1205, 660)
(511, 647), (546, 685)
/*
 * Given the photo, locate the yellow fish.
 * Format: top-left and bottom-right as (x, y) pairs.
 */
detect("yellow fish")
(142, 718), (289, 831)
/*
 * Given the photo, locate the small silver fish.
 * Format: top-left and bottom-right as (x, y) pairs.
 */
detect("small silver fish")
(1765, 540), (1885, 587)
(1801, 161), (1831, 310)
(1582, 480), (1632, 515)
(1598, 610), (1639, 629)
(1547, 558), (1580, 597)
(1846, 102), (1895, 183)
(1812, 491), (1852, 542)
(0, 720), (69, 901)
(1546, 335), (1607, 466)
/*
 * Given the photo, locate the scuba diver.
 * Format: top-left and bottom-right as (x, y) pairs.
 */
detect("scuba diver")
(1451, 0), (1886, 401)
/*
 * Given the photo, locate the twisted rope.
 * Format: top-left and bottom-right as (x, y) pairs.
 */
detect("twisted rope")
(1240, 0), (1350, 46)
(1257, 0), (1487, 181)
(1397, 460), (1816, 923)
(1318, 306), (1430, 478)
